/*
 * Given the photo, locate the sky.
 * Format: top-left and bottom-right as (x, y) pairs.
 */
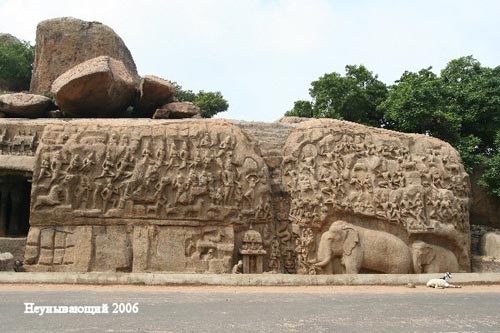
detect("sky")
(0, 0), (499, 122)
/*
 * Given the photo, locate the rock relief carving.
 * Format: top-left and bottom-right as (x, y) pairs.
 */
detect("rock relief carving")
(30, 122), (272, 224)
(282, 119), (471, 274)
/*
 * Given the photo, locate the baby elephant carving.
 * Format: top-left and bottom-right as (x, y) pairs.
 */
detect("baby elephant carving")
(411, 241), (459, 273)
(314, 220), (412, 274)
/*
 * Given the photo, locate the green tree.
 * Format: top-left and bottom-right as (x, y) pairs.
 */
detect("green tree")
(0, 40), (34, 91)
(173, 83), (229, 118)
(194, 91), (229, 118)
(286, 65), (388, 127)
(378, 68), (462, 144)
(380, 56), (500, 196)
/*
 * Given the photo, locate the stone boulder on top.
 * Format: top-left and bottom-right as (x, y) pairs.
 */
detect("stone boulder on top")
(30, 17), (139, 94)
(51, 56), (137, 117)
(136, 75), (176, 117)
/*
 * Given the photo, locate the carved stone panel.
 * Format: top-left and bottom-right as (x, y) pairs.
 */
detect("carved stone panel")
(282, 119), (471, 273)
(25, 119), (273, 272)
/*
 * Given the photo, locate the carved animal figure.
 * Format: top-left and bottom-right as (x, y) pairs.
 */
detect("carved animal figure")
(314, 220), (412, 274)
(426, 272), (461, 288)
(411, 241), (459, 273)
(33, 185), (64, 209)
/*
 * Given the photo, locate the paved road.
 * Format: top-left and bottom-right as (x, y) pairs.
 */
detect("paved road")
(0, 285), (499, 332)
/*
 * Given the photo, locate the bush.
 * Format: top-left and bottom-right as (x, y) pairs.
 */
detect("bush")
(0, 40), (34, 91)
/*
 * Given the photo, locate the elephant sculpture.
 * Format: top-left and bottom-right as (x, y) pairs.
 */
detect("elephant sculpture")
(411, 240), (459, 273)
(314, 220), (412, 274)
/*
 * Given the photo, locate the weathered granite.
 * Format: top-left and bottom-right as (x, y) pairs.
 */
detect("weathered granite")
(0, 93), (52, 118)
(0, 118), (471, 274)
(51, 56), (137, 117)
(30, 17), (138, 94)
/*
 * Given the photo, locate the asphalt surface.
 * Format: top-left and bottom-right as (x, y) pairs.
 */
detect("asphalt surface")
(0, 285), (499, 332)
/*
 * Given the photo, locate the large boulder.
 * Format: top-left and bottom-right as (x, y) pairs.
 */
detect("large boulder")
(0, 252), (14, 271)
(51, 56), (137, 117)
(0, 93), (52, 118)
(136, 75), (176, 117)
(0, 33), (21, 45)
(30, 17), (139, 94)
(153, 101), (201, 119)
(480, 232), (500, 258)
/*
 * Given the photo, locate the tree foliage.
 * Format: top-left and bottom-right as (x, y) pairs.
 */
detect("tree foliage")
(173, 83), (229, 118)
(287, 56), (500, 196)
(0, 40), (34, 91)
(286, 65), (388, 127)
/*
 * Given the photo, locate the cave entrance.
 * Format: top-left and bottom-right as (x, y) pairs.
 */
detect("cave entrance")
(0, 175), (31, 237)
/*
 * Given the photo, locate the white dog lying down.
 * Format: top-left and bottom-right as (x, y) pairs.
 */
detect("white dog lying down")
(426, 272), (462, 288)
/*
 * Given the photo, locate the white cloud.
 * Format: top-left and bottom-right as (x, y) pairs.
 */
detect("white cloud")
(1, 0), (499, 121)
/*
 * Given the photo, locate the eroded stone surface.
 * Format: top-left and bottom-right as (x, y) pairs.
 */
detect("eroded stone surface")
(30, 17), (138, 94)
(8, 118), (472, 274)
(282, 119), (471, 274)
(153, 102), (201, 119)
(480, 232), (500, 258)
(0, 93), (52, 118)
(51, 56), (137, 117)
(0, 252), (14, 271)
(136, 75), (176, 117)
(26, 119), (272, 272)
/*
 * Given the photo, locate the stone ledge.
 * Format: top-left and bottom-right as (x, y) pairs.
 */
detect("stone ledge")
(1, 272), (500, 286)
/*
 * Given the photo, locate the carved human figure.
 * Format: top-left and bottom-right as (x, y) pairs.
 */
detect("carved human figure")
(37, 155), (52, 183)
(49, 151), (65, 186)
(243, 174), (259, 208)
(66, 153), (81, 174)
(314, 220), (412, 274)
(100, 180), (119, 213)
(221, 158), (237, 205)
(113, 148), (135, 181)
(79, 152), (95, 173)
(178, 141), (189, 169)
(153, 175), (171, 213)
(199, 132), (212, 148)
(96, 151), (115, 179)
(75, 176), (91, 209)
(268, 237), (281, 272)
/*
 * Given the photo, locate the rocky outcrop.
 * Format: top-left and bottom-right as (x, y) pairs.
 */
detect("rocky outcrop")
(136, 75), (176, 117)
(30, 17), (139, 94)
(0, 252), (14, 271)
(0, 93), (52, 118)
(51, 56), (137, 117)
(153, 102), (201, 119)
(282, 119), (471, 274)
(0, 33), (21, 46)
(480, 232), (500, 258)
(25, 119), (272, 273)
(470, 168), (500, 228)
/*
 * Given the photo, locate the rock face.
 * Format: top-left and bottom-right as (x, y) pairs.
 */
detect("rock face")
(0, 33), (21, 46)
(25, 119), (272, 272)
(153, 102), (201, 119)
(470, 168), (500, 228)
(480, 232), (500, 258)
(30, 17), (139, 94)
(0, 237), (26, 261)
(0, 93), (52, 118)
(0, 252), (14, 271)
(51, 56), (137, 117)
(282, 119), (471, 274)
(136, 75), (176, 117)
(11, 118), (471, 274)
